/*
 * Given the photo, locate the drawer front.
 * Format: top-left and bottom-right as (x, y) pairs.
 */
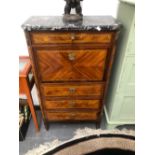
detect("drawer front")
(46, 111), (98, 121)
(44, 100), (101, 110)
(35, 49), (107, 82)
(41, 83), (104, 97)
(31, 32), (112, 44)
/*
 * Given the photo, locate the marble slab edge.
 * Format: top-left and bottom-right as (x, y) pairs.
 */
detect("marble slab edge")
(22, 16), (121, 32)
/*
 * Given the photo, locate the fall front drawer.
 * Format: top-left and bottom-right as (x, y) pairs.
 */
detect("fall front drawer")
(35, 48), (108, 81)
(46, 111), (98, 121)
(41, 83), (104, 97)
(31, 32), (113, 44)
(44, 100), (101, 110)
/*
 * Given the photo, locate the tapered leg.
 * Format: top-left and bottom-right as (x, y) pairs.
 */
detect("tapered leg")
(96, 121), (101, 129)
(24, 79), (39, 132)
(43, 119), (49, 130)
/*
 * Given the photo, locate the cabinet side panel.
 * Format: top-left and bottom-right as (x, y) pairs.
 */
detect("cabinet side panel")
(24, 31), (47, 123)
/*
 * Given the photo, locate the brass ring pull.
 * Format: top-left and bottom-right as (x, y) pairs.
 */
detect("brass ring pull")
(68, 87), (76, 93)
(68, 53), (75, 61)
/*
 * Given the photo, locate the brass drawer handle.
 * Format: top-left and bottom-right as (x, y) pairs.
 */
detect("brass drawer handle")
(68, 53), (75, 61)
(68, 87), (76, 93)
(71, 33), (76, 40)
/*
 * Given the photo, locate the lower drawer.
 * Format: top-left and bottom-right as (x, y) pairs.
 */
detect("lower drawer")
(41, 83), (104, 97)
(46, 111), (98, 121)
(44, 100), (101, 110)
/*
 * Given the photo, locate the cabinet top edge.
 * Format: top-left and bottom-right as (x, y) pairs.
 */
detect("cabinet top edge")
(22, 16), (121, 32)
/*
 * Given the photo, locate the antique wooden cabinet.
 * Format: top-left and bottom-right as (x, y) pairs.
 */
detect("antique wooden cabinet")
(22, 16), (120, 129)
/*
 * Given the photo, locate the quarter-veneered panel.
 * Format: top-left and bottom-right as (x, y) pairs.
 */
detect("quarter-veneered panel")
(35, 49), (108, 81)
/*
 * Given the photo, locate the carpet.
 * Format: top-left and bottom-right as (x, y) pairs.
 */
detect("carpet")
(25, 128), (135, 155)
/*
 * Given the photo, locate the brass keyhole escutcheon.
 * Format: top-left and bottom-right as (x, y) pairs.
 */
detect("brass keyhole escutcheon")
(68, 87), (76, 93)
(71, 33), (76, 41)
(68, 53), (75, 61)
(71, 113), (76, 117)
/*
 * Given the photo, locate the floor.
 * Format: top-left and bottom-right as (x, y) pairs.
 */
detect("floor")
(19, 110), (134, 155)
(19, 111), (105, 155)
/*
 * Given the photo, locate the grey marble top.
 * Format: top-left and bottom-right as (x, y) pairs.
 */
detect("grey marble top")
(22, 16), (121, 31)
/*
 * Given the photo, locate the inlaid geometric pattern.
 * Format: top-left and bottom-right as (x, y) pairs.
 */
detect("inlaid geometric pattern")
(35, 49), (108, 81)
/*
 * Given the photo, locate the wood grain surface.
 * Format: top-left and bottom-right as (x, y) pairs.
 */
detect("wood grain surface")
(35, 48), (107, 81)
(44, 99), (101, 110)
(31, 32), (112, 44)
(46, 111), (98, 121)
(41, 83), (104, 97)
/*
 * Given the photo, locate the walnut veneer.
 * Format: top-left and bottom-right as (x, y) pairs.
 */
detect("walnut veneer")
(23, 16), (120, 129)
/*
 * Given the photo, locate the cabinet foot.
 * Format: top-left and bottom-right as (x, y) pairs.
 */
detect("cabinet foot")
(44, 121), (49, 130)
(105, 123), (118, 130)
(96, 121), (101, 129)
